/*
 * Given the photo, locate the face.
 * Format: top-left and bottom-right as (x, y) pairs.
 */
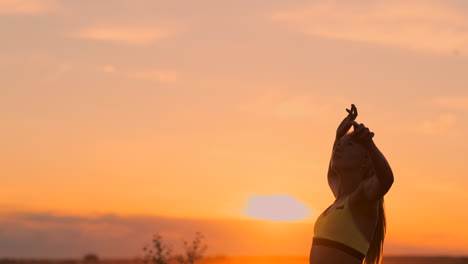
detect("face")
(331, 133), (368, 171)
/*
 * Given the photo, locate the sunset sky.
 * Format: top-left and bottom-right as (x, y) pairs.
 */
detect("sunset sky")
(1, 0), (468, 258)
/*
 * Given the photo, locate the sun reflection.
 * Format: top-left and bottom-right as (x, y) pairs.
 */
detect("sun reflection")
(243, 194), (311, 221)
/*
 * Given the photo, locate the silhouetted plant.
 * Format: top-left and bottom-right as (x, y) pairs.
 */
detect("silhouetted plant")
(175, 232), (208, 264)
(143, 233), (173, 264)
(143, 232), (207, 264)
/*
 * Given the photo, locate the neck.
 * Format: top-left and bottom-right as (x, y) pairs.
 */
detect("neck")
(335, 168), (363, 199)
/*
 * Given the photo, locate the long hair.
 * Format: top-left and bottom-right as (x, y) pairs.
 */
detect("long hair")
(364, 197), (386, 264)
(363, 156), (387, 264)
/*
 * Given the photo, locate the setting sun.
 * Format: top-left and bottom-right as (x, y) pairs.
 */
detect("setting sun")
(243, 194), (311, 221)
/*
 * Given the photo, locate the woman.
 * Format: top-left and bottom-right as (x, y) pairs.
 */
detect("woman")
(309, 104), (394, 264)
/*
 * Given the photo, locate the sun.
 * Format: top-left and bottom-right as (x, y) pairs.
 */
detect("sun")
(243, 194), (311, 221)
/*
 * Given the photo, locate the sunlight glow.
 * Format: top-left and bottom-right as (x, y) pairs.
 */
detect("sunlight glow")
(243, 194), (311, 221)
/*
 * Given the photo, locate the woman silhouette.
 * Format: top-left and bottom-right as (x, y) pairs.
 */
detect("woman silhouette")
(309, 104), (394, 264)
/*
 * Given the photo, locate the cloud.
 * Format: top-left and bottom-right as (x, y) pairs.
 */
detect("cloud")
(128, 70), (178, 83)
(95, 65), (178, 83)
(71, 26), (175, 46)
(0, 211), (314, 258)
(270, 0), (468, 54)
(0, 0), (58, 15)
(244, 194), (311, 221)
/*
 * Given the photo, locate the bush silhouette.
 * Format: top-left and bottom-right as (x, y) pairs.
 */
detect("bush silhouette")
(143, 233), (173, 264)
(143, 232), (207, 264)
(175, 232), (207, 264)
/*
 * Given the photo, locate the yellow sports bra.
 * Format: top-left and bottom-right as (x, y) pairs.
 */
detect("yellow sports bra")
(313, 196), (370, 257)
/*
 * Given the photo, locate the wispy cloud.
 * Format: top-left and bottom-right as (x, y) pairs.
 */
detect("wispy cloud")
(128, 70), (178, 84)
(0, 0), (58, 15)
(96, 65), (178, 84)
(71, 26), (176, 46)
(270, 0), (468, 54)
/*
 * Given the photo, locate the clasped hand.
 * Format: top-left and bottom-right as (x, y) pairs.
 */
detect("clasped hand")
(336, 104), (374, 148)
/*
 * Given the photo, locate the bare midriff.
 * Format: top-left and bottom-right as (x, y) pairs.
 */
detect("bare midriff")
(309, 245), (363, 264)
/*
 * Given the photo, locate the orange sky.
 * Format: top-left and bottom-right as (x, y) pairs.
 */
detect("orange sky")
(1, 0), (468, 258)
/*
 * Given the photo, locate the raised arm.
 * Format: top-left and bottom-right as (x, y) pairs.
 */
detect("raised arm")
(351, 121), (394, 200)
(328, 104), (358, 198)
(366, 140), (394, 197)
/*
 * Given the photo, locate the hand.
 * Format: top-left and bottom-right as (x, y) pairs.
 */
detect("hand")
(351, 121), (374, 148)
(336, 104), (358, 139)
